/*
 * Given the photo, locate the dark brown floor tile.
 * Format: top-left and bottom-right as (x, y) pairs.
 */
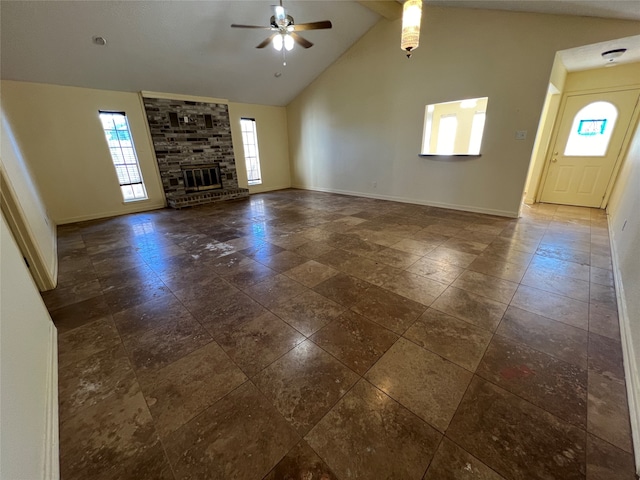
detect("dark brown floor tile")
(590, 253), (612, 270)
(424, 438), (506, 480)
(586, 434), (636, 480)
(59, 391), (167, 480)
(244, 274), (308, 308)
(254, 340), (358, 435)
(291, 239), (336, 260)
(527, 254), (590, 282)
(521, 268), (590, 302)
(496, 306), (588, 369)
(590, 266), (614, 287)
(240, 241), (286, 262)
(172, 275), (237, 319)
(431, 287), (507, 332)
(58, 316), (121, 368)
(42, 279), (103, 311)
(270, 290), (345, 337)
(352, 286), (426, 334)
(164, 382), (299, 480)
(263, 440), (339, 480)
(452, 270), (518, 304)
(363, 247), (421, 269)
(140, 342), (247, 438)
(382, 270), (447, 306)
(121, 307), (212, 375)
(306, 380), (441, 480)
(313, 273), (373, 307)
(477, 247), (533, 267)
(221, 258), (278, 289)
(406, 257), (465, 285)
(536, 244), (591, 266)
(588, 371), (633, 453)
(477, 335), (587, 427)
(589, 283), (617, 310)
(404, 308), (492, 371)
(284, 259), (339, 287)
(511, 285), (589, 330)
(101, 268), (170, 314)
(467, 256), (528, 283)
(259, 250), (308, 272)
(447, 376), (587, 480)
(442, 237), (489, 255)
(426, 246), (477, 268)
(198, 289), (267, 339)
(589, 304), (620, 341)
(58, 345), (138, 422)
(366, 338), (472, 432)
(391, 237), (438, 256)
(216, 311), (305, 377)
(310, 310), (398, 375)
(588, 333), (625, 383)
(113, 292), (190, 338)
(50, 295), (112, 334)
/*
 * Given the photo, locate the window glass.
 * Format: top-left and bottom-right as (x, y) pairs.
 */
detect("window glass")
(99, 112), (148, 201)
(564, 101), (618, 157)
(240, 118), (262, 186)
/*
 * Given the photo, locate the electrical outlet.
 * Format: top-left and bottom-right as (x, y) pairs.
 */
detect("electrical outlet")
(515, 130), (527, 140)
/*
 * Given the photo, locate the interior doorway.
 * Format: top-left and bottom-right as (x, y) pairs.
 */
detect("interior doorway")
(539, 89), (640, 208)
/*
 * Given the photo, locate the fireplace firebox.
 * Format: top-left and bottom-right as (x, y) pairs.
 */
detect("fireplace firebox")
(182, 165), (222, 192)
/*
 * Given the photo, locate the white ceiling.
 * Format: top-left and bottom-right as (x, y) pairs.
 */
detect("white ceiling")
(1, 1), (639, 106)
(0, 1), (380, 106)
(559, 34), (640, 71)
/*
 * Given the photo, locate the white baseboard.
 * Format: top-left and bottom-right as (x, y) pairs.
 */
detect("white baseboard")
(56, 201), (166, 225)
(290, 184), (519, 218)
(608, 218), (640, 474)
(43, 324), (59, 480)
(248, 184), (292, 194)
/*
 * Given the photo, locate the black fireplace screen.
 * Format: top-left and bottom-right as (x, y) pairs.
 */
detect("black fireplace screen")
(182, 165), (222, 192)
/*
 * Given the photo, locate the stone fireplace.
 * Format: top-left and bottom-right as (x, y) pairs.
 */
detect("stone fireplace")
(143, 96), (249, 208)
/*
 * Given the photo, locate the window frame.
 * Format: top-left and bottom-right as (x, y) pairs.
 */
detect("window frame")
(240, 117), (263, 186)
(98, 111), (148, 202)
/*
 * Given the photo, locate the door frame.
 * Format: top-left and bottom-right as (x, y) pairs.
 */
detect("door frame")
(535, 85), (640, 209)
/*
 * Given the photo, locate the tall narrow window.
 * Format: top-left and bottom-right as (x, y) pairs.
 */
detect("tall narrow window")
(240, 118), (262, 186)
(99, 111), (147, 201)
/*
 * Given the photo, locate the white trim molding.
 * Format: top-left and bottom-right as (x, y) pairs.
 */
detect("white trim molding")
(43, 323), (59, 480)
(608, 216), (640, 475)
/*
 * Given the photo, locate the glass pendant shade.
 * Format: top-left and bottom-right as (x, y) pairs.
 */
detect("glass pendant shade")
(284, 34), (294, 51)
(273, 34), (283, 51)
(401, 0), (422, 57)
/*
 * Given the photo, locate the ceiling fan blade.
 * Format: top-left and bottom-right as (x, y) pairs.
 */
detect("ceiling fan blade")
(231, 24), (272, 29)
(290, 32), (313, 49)
(292, 20), (332, 31)
(256, 33), (278, 49)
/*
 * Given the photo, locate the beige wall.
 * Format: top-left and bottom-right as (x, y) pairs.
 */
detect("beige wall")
(1, 81), (166, 224)
(1, 105), (58, 286)
(287, 7), (640, 217)
(608, 116), (640, 473)
(1, 211), (58, 479)
(565, 62), (640, 93)
(229, 102), (291, 193)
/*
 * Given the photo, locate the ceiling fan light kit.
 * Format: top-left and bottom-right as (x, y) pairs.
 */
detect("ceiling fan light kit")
(231, 0), (332, 65)
(401, 0), (423, 58)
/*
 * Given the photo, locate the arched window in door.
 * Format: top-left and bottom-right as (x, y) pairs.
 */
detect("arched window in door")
(564, 101), (618, 157)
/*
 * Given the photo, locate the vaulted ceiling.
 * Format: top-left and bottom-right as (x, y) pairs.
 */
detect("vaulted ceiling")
(2, 1), (639, 106)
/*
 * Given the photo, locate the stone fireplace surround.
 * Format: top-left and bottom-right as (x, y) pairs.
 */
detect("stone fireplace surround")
(143, 95), (249, 208)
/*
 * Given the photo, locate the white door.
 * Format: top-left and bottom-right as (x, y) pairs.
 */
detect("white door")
(540, 89), (640, 207)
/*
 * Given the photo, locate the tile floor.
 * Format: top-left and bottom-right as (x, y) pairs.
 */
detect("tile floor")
(44, 189), (636, 480)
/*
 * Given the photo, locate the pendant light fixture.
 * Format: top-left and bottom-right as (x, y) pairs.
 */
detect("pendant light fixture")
(401, 0), (423, 58)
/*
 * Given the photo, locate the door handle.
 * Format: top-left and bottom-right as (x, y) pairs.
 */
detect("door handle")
(551, 159), (558, 163)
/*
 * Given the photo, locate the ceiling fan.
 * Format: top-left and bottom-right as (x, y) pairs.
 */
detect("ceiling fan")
(231, 1), (332, 51)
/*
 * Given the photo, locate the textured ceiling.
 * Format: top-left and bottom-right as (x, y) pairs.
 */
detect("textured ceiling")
(2, 1), (639, 106)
